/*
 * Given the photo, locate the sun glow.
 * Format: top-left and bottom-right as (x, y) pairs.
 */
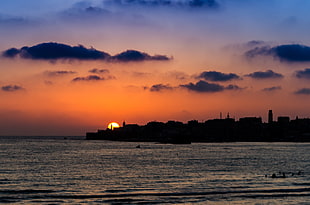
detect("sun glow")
(108, 122), (120, 130)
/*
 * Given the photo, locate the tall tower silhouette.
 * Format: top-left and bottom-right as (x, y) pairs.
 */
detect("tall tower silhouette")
(268, 110), (273, 123)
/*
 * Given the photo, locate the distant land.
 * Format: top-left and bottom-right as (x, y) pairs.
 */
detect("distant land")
(86, 110), (310, 143)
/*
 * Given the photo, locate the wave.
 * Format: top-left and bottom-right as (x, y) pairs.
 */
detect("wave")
(0, 189), (57, 194)
(2, 187), (310, 200)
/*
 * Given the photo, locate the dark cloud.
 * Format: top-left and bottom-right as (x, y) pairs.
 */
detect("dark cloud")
(225, 84), (243, 90)
(188, 0), (219, 8)
(295, 68), (310, 79)
(111, 50), (170, 62)
(88, 68), (116, 80)
(245, 44), (310, 62)
(198, 71), (240, 82)
(272, 44), (310, 62)
(180, 80), (224, 92)
(295, 88), (310, 95)
(2, 42), (171, 62)
(2, 48), (19, 58)
(88, 68), (110, 74)
(150, 84), (174, 92)
(245, 70), (283, 79)
(45, 70), (77, 77)
(2, 42), (110, 60)
(1, 85), (24, 92)
(106, 0), (219, 8)
(72, 75), (105, 82)
(262, 86), (282, 92)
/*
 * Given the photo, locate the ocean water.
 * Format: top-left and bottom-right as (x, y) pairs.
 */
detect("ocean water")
(1, 137), (310, 204)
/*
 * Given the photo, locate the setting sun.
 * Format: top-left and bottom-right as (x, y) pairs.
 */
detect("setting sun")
(108, 122), (120, 130)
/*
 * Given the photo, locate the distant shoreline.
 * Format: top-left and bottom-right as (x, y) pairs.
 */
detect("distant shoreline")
(1, 136), (310, 144)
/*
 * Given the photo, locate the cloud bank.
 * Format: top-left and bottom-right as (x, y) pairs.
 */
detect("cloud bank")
(295, 88), (310, 95)
(1, 85), (24, 92)
(149, 84), (174, 92)
(2, 42), (171, 62)
(3, 42), (109, 60)
(198, 71), (240, 82)
(295, 68), (310, 79)
(180, 80), (243, 93)
(245, 70), (283, 79)
(225, 84), (243, 90)
(180, 80), (224, 92)
(111, 50), (170, 62)
(246, 44), (310, 62)
(72, 75), (105, 82)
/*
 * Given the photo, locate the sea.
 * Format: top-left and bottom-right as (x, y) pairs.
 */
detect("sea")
(1, 136), (310, 204)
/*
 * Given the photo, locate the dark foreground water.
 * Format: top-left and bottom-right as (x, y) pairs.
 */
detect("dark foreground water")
(1, 137), (310, 204)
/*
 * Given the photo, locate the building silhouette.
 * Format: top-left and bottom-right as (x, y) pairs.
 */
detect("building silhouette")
(86, 110), (310, 143)
(268, 110), (273, 124)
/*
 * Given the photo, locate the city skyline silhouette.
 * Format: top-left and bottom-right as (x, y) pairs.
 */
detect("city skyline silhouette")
(87, 110), (310, 143)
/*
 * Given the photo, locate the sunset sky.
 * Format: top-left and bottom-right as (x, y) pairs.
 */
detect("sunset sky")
(2, 0), (310, 136)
